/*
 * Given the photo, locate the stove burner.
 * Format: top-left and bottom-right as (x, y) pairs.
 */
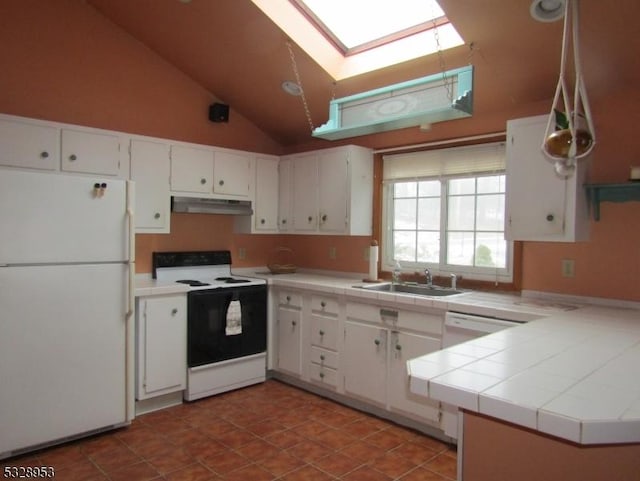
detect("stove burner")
(216, 277), (250, 284)
(176, 280), (211, 287)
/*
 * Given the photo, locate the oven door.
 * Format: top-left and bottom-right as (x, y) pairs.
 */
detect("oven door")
(187, 285), (267, 367)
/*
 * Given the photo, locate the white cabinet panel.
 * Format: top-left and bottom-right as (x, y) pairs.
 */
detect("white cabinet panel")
(277, 307), (302, 376)
(344, 320), (387, 406)
(505, 115), (589, 242)
(278, 158), (293, 231)
(388, 331), (441, 422)
(213, 150), (251, 197)
(170, 145), (213, 194)
(136, 295), (187, 400)
(130, 139), (170, 233)
(292, 153), (319, 231)
(0, 118), (59, 171)
(318, 150), (348, 233)
(285, 145), (373, 235)
(254, 156), (279, 231)
(61, 128), (122, 176)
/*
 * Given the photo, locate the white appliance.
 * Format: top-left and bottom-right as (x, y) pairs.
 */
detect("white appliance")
(153, 251), (267, 401)
(0, 170), (135, 459)
(441, 311), (524, 441)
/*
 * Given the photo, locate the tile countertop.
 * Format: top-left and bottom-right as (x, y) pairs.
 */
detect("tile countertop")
(408, 305), (640, 445)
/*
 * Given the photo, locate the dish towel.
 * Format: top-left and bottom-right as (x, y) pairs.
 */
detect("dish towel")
(225, 300), (242, 336)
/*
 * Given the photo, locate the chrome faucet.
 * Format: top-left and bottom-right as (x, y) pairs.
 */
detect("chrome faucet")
(424, 268), (432, 287)
(450, 273), (457, 290)
(392, 261), (402, 284)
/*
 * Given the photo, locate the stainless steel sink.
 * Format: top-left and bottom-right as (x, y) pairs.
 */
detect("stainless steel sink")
(357, 282), (465, 297)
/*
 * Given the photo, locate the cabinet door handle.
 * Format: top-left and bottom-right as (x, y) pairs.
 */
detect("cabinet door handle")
(319, 330), (325, 336)
(291, 320), (297, 327)
(395, 344), (402, 351)
(286, 295), (291, 302)
(320, 301), (326, 308)
(154, 212), (161, 219)
(307, 215), (313, 223)
(40, 151), (49, 159)
(374, 339), (381, 346)
(546, 214), (554, 222)
(319, 371), (325, 379)
(281, 219), (287, 225)
(219, 179), (225, 186)
(320, 354), (325, 361)
(200, 178), (207, 185)
(171, 308), (178, 316)
(321, 214), (327, 223)
(69, 154), (77, 161)
(260, 218), (266, 224)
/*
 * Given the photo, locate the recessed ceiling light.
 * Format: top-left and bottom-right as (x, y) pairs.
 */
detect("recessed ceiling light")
(530, 0), (566, 22)
(281, 81), (302, 96)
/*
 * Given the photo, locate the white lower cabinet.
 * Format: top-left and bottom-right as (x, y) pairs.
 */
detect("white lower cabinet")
(309, 294), (340, 389)
(275, 290), (303, 376)
(388, 331), (441, 422)
(344, 302), (443, 424)
(344, 320), (388, 406)
(136, 294), (187, 400)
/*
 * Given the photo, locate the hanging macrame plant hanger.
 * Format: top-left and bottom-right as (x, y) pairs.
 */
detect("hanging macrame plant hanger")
(542, 0), (595, 177)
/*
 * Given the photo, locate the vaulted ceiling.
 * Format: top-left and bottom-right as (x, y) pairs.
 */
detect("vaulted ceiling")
(87, 0), (640, 148)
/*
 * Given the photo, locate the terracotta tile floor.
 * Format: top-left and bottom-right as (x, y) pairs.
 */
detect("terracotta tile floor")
(2, 380), (457, 480)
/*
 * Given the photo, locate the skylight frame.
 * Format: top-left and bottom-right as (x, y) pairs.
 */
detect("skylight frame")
(290, 0), (452, 57)
(251, 0), (465, 80)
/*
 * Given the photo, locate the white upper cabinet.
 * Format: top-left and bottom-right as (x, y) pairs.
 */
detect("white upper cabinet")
(505, 115), (589, 242)
(253, 155), (279, 231)
(278, 157), (293, 232)
(213, 149), (251, 198)
(287, 145), (373, 235)
(130, 139), (171, 233)
(0, 117), (59, 171)
(61, 128), (125, 177)
(169, 145), (213, 194)
(292, 153), (320, 232)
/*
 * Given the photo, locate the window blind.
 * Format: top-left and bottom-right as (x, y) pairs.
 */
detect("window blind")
(383, 141), (505, 180)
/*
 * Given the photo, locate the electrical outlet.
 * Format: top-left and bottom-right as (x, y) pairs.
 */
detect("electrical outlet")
(561, 259), (575, 278)
(329, 246), (337, 260)
(238, 247), (246, 260)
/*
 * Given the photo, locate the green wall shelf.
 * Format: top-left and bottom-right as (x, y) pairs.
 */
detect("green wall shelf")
(584, 182), (640, 221)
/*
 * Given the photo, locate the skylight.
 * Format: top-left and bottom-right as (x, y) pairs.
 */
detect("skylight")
(251, 0), (464, 80)
(293, 0), (446, 53)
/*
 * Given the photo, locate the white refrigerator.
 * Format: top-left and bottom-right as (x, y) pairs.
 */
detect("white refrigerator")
(0, 169), (135, 459)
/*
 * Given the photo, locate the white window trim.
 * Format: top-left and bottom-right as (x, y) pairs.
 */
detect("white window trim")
(381, 143), (513, 283)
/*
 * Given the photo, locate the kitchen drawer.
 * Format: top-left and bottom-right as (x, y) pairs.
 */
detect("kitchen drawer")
(310, 346), (338, 369)
(278, 290), (302, 309)
(346, 302), (442, 336)
(310, 314), (338, 350)
(311, 295), (339, 316)
(397, 310), (442, 337)
(309, 363), (338, 388)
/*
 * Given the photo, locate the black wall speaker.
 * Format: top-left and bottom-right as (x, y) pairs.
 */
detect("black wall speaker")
(209, 103), (229, 123)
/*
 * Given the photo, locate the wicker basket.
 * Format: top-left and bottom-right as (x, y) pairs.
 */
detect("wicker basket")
(267, 247), (297, 274)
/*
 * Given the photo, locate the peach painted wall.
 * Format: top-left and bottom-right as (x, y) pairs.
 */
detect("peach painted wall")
(0, 0), (281, 153)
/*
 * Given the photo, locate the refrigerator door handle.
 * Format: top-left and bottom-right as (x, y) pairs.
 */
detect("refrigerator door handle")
(125, 180), (135, 422)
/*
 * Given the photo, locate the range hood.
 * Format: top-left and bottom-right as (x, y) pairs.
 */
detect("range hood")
(171, 196), (253, 215)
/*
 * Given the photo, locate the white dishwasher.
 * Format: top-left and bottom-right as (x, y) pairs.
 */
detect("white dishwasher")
(441, 311), (526, 441)
(442, 311), (525, 348)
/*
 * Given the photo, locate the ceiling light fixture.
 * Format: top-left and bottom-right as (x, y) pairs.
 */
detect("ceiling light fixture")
(530, 0), (566, 22)
(281, 81), (302, 96)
